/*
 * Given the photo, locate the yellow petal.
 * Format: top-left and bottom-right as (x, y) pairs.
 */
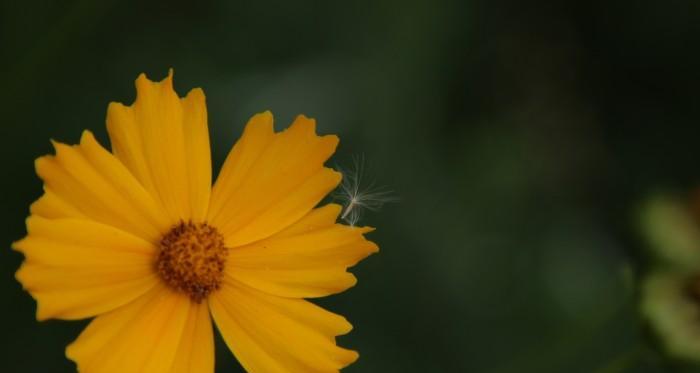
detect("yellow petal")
(171, 300), (215, 373)
(30, 188), (86, 219)
(208, 113), (341, 247)
(273, 203), (345, 238)
(33, 131), (170, 243)
(210, 280), (358, 373)
(227, 268), (358, 300)
(13, 216), (157, 320)
(106, 70), (212, 223)
(226, 204), (378, 298)
(208, 112), (274, 221)
(66, 286), (212, 373)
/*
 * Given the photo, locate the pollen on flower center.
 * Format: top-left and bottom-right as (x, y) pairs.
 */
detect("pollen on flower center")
(156, 221), (228, 302)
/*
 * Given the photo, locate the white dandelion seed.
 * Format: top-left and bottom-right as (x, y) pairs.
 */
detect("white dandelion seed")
(333, 155), (397, 226)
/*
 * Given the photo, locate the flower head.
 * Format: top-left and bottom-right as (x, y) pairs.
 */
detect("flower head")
(13, 71), (378, 372)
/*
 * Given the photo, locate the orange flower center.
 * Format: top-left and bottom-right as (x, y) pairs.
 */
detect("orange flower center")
(156, 222), (228, 302)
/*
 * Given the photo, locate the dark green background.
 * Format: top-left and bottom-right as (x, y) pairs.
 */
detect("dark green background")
(2, 0), (700, 372)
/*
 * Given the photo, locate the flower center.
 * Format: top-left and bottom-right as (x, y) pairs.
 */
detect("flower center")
(156, 222), (228, 302)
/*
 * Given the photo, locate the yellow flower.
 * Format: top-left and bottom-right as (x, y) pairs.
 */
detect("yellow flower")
(13, 71), (378, 372)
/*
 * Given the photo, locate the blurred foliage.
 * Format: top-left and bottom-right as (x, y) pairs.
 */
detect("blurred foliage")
(640, 194), (700, 366)
(3, 0), (700, 372)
